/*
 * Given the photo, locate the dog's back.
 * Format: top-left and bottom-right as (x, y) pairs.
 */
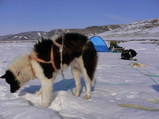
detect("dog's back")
(33, 32), (98, 80)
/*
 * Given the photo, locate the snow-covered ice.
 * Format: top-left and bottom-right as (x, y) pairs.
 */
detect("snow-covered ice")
(0, 40), (159, 119)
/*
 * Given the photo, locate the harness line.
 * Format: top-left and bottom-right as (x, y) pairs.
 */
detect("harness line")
(58, 37), (74, 94)
(130, 65), (159, 85)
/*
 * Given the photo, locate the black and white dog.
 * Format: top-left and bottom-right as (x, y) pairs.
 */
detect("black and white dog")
(0, 33), (98, 107)
(121, 49), (137, 60)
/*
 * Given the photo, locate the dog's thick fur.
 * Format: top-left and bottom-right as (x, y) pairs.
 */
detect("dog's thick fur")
(1, 33), (98, 107)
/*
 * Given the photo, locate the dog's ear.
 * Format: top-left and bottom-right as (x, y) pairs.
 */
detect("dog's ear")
(0, 73), (6, 79)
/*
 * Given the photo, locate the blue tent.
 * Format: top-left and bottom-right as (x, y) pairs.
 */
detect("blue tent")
(90, 36), (109, 52)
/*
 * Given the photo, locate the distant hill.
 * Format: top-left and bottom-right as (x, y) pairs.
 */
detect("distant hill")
(0, 18), (159, 41)
(0, 25), (121, 41)
(99, 18), (159, 41)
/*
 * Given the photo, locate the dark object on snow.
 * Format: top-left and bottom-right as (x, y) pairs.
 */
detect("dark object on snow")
(121, 49), (137, 60)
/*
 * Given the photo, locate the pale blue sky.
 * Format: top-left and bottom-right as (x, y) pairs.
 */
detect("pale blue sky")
(0, 0), (159, 35)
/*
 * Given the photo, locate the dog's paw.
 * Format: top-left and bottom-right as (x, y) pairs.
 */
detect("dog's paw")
(83, 95), (91, 100)
(74, 93), (79, 97)
(74, 90), (80, 97)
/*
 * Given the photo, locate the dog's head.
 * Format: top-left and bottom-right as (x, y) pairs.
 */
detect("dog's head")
(129, 49), (137, 57)
(121, 50), (131, 59)
(0, 55), (34, 93)
(1, 70), (20, 93)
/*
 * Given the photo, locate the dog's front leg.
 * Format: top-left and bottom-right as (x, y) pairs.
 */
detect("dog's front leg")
(41, 78), (53, 107)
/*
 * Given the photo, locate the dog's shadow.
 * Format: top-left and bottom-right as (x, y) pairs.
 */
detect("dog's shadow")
(22, 78), (94, 95)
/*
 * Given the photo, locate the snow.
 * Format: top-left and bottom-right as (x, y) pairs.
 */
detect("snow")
(144, 26), (159, 34)
(23, 36), (28, 39)
(37, 32), (41, 37)
(99, 20), (159, 40)
(0, 40), (159, 119)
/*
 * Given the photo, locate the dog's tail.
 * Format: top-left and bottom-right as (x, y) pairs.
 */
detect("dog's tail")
(82, 41), (98, 89)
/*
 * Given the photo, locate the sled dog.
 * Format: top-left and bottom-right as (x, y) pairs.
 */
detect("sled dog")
(0, 33), (98, 107)
(121, 49), (137, 60)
